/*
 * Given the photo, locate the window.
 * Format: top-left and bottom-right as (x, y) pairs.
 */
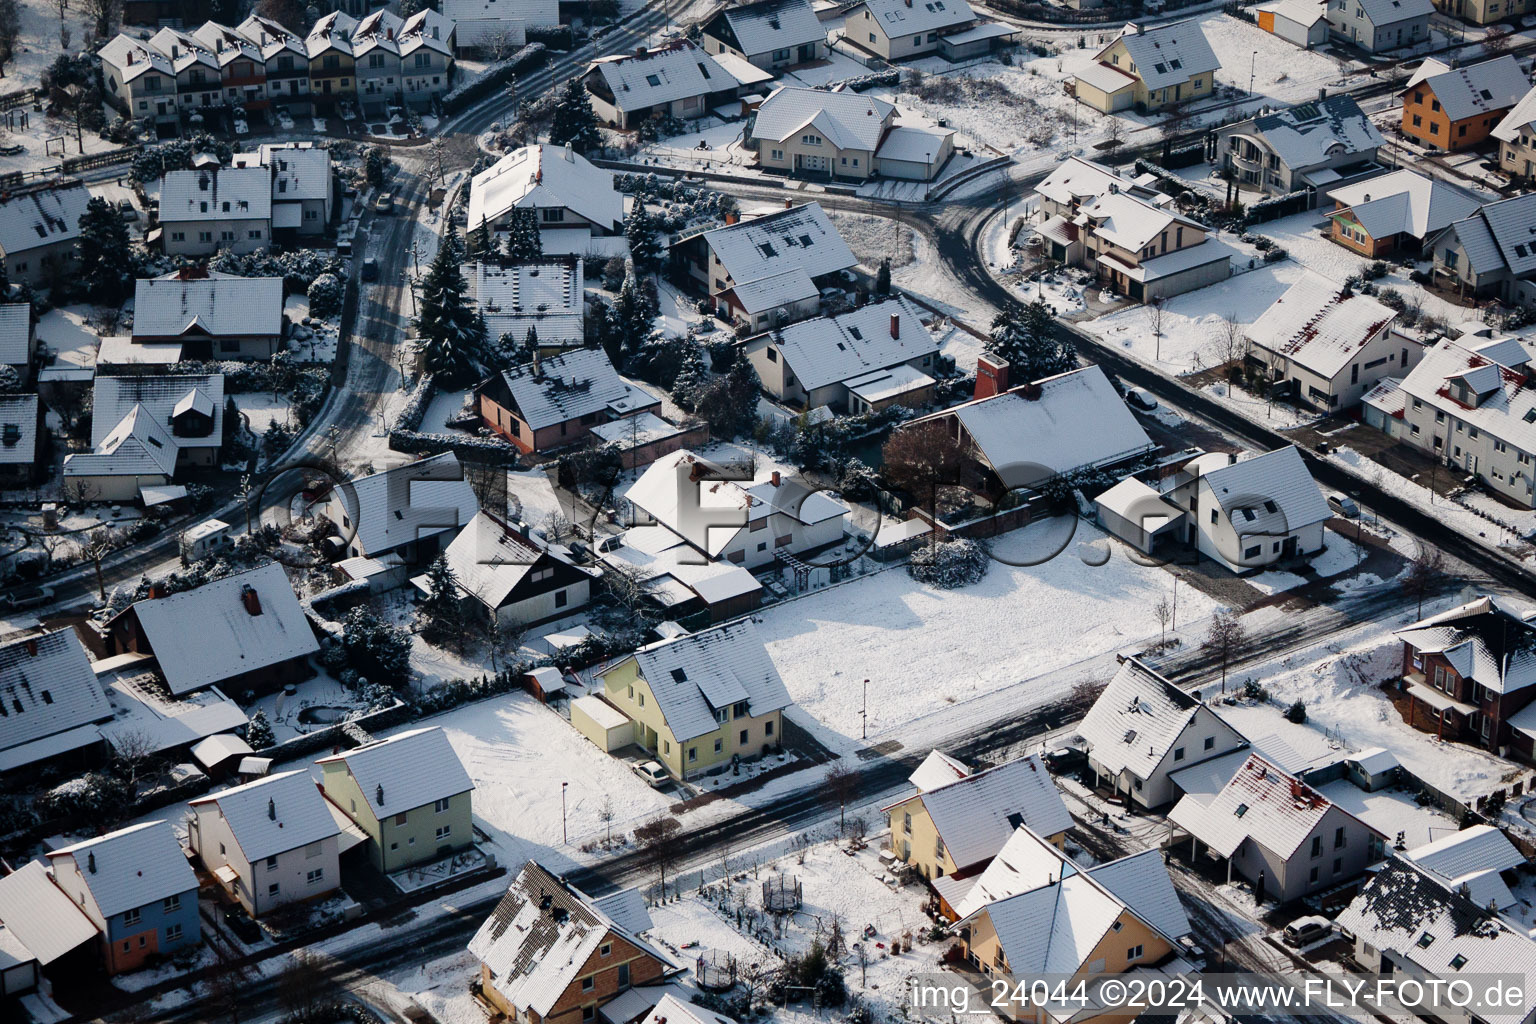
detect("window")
(618, 963), (631, 988)
(1126, 945), (1143, 961)
(1335, 826), (1346, 848)
(1210, 509), (1218, 524)
(1173, 747), (1185, 761)
(1244, 545), (1261, 558)
(268, 882), (281, 897)
(434, 797), (451, 813)
(740, 729), (748, 745)
(166, 923), (183, 942)
(1417, 932), (1435, 948)
(436, 825), (452, 841)
(163, 894), (181, 913)
(601, 942), (612, 957)
(1333, 857), (1342, 874)
(555, 590), (568, 607)
(903, 812), (912, 833)
(307, 868), (324, 884)
(541, 208), (565, 223)
(1204, 736), (1215, 750)
(1311, 836), (1323, 857)
(1309, 867), (1319, 883)
(714, 738), (723, 754)
(935, 836), (945, 860)
(688, 746), (697, 762)
(582, 976), (595, 992)
(305, 841), (322, 859)
(765, 719), (774, 737)
(1450, 954), (1468, 970)
(266, 856), (278, 870)
(124, 907), (142, 926)
(583, 1008), (596, 1023)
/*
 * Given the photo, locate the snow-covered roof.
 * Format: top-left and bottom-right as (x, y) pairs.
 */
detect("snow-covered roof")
(1337, 859), (1536, 1018)
(467, 145), (623, 233)
(902, 755), (1072, 870)
(909, 749), (971, 792)
(1095, 237), (1234, 283)
(1395, 595), (1536, 696)
(876, 123), (954, 164)
(133, 275), (283, 340)
(850, 0), (976, 38)
(726, 268), (817, 315)
(442, 0), (556, 29)
(398, 9), (455, 57)
(470, 259), (585, 348)
(1102, 19), (1220, 91)
(492, 348), (657, 432)
(233, 13), (310, 59)
(91, 373), (225, 453)
(191, 733), (253, 769)
(703, 202), (857, 289)
(1170, 753), (1380, 859)
(49, 820), (197, 917)
(147, 26), (220, 75)
(434, 510), (589, 611)
(1077, 657), (1235, 782)
(98, 32), (177, 80)
(1406, 825), (1525, 888)
(1079, 188), (1205, 253)
(64, 405), (179, 480)
(1405, 56), (1528, 124)
(0, 394), (39, 468)
(0, 304), (29, 367)
(613, 620), (792, 742)
(1329, 169), (1483, 242)
(158, 166), (273, 225)
(317, 726), (473, 819)
(641, 994), (741, 1024)
(749, 86), (895, 151)
(588, 40), (747, 114)
(1398, 334), (1536, 455)
(0, 628), (112, 770)
(1035, 157), (1167, 209)
(707, 0), (825, 55)
(1439, 193), (1536, 280)
(926, 364), (1155, 489)
(1241, 94), (1384, 170)
(470, 860), (674, 1017)
(113, 562), (319, 696)
(589, 412), (688, 450)
(305, 10), (358, 57)
(342, 452), (481, 558)
(768, 296), (936, 391)
(1075, 61), (1139, 96)
(0, 182), (90, 259)
(190, 769), (339, 862)
(1352, 0), (1433, 24)
(601, 526), (764, 607)
(1246, 271), (1398, 380)
(232, 143), (331, 205)
(1198, 445), (1331, 536)
(1256, 0), (1328, 26)
(1492, 85), (1536, 142)
(1094, 475), (1182, 533)
(0, 861), (99, 966)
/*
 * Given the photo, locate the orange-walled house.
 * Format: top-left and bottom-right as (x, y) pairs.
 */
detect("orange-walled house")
(1326, 168), (1482, 258)
(1399, 55), (1528, 151)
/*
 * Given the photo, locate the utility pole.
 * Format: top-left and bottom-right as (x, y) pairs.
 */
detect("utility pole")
(1249, 51), (1258, 98)
(862, 678), (869, 740)
(562, 781), (569, 844)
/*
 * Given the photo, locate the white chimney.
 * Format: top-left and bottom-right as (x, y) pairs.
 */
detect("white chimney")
(564, 141), (573, 161)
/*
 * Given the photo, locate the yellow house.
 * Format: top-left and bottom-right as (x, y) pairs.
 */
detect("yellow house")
(1075, 21), (1220, 114)
(596, 620), (792, 781)
(952, 827), (1192, 1024)
(883, 751), (1072, 905)
(316, 726), (475, 874)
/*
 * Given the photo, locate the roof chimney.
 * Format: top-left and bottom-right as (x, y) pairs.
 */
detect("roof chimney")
(1318, 87), (1327, 100)
(890, 313), (899, 340)
(531, 348), (542, 378)
(148, 582), (167, 599)
(564, 141), (573, 161)
(635, 44), (647, 56)
(771, 470), (781, 487)
(241, 584), (262, 616)
(376, 783), (384, 805)
(24, 639), (36, 656)
(88, 852), (96, 874)
(975, 354), (1010, 400)
(784, 198), (793, 209)
(268, 797), (276, 820)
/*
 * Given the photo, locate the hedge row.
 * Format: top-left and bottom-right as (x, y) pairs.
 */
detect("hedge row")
(442, 44), (548, 115)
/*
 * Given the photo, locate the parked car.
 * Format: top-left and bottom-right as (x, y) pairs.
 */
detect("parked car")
(115, 199), (139, 222)
(1326, 492), (1360, 519)
(361, 257), (379, 282)
(222, 907), (263, 944)
(1, 585), (54, 611)
(633, 761), (670, 788)
(373, 192), (394, 214)
(1044, 746), (1088, 774)
(1125, 387), (1158, 412)
(1283, 915), (1332, 947)
(276, 108), (295, 131)
(233, 117), (249, 135)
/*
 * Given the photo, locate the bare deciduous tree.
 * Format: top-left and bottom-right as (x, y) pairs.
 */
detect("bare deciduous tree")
(635, 815), (682, 899)
(276, 950), (332, 1023)
(1154, 592), (1173, 644)
(882, 420), (967, 534)
(824, 762), (859, 835)
(1402, 542), (1447, 618)
(1213, 311), (1250, 370)
(597, 793), (615, 845)
(1204, 610), (1247, 693)
(85, 525), (117, 601)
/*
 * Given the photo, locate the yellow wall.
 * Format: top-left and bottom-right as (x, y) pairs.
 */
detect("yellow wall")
(887, 796), (1066, 879)
(1096, 39), (1214, 110)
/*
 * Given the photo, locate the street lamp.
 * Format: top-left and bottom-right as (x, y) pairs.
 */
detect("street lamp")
(861, 678), (869, 740)
(1249, 51), (1258, 98)
(561, 781), (569, 844)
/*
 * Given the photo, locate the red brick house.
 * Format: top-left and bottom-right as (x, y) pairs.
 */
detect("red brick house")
(468, 861), (679, 1024)
(477, 348), (662, 454)
(1395, 595), (1536, 757)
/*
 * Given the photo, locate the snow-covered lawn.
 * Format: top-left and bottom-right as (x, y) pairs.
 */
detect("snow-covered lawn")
(233, 393), (295, 435)
(420, 388), (471, 433)
(781, 52), (880, 89)
(34, 304), (104, 373)
(826, 211), (914, 270)
(755, 518), (1219, 746)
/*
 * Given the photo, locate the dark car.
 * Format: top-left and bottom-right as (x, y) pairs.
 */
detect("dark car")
(1044, 746), (1088, 774)
(361, 257), (379, 282)
(223, 907), (263, 944)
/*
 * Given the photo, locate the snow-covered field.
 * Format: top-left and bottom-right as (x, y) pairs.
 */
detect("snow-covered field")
(827, 211), (914, 269)
(756, 518), (1218, 746)
(233, 393), (295, 435)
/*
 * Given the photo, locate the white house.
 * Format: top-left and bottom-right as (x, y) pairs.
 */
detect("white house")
(232, 142), (333, 235)
(329, 452), (481, 561)
(746, 86), (954, 182)
(130, 271), (285, 360)
(1324, 0), (1433, 51)
(623, 450), (847, 569)
(421, 510), (596, 629)
(1428, 192), (1536, 309)
(701, 0), (827, 70)
(188, 769), (341, 917)
(1076, 656), (1249, 810)
(466, 144), (624, 247)
(682, 202), (857, 326)
(1163, 446), (1332, 572)
(841, 0), (979, 60)
(466, 258), (586, 352)
(157, 166), (273, 256)
(0, 627), (114, 776)
(581, 41), (769, 131)
(0, 181), (91, 286)
(1245, 269), (1415, 410)
(1212, 93), (1386, 197)
(442, 0), (555, 54)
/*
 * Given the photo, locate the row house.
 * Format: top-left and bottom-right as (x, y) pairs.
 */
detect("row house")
(97, 35), (181, 126)
(192, 22), (270, 112)
(306, 12), (359, 108)
(148, 29), (224, 114)
(238, 14), (312, 111)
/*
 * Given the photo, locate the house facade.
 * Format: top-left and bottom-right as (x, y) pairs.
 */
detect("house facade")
(158, 166), (272, 257)
(1428, 193), (1536, 307)
(1164, 447), (1332, 573)
(476, 348), (661, 454)
(1401, 56), (1528, 151)
(1212, 93), (1385, 198)
(466, 145), (624, 244)
(0, 181), (90, 287)
(428, 510), (595, 629)
(1325, 0), (1432, 51)
(701, 0), (826, 69)
(1493, 87), (1536, 181)
(1076, 20), (1220, 114)
(1327, 169), (1483, 258)
(842, 0), (978, 60)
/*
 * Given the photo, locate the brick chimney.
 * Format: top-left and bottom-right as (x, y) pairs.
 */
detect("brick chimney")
(148, 582), (167, 599)
(975, 354), (1010, 400)
(241, 584), (262, 616)
(889, 313), (899, 340)
(784, 198), (793, 209)
(24, 639), (37, 656)
(771, 470), (781, 487)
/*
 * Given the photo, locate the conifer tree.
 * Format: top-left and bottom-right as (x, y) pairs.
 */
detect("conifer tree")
(415, 227), (485, 387)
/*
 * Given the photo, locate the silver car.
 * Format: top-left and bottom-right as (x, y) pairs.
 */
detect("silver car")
(633, 760), (670, 788)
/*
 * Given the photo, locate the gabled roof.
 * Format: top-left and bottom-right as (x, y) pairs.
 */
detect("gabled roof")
(1329, 168), (1483, 242)
(916, 755), (1072, 870)
(493, 347), (657, 432)
(342, 452), (481, 557)
(190, 769), (339, 862)
(1035, 157), (1169, 209)
(1395, 595), (1536, 695)
(1170, 753), (1381, 859)
(749, 86), (895, 152)
(234, 143), (331, 204)
(1405, 56), (1527, 123)
(0, 182), (90, 258)
(111, 562), (319, 696)
(317, 727), (473, 819)
(192, 20), (267, 65)
(159, 166), (273, 224)
(398, 9), (454, 57)
(90, 374), (226, 452)
(470, 860), (675, 1017)
(0, 393), (39, 468)
(642, 994), (742, 1024)
(1078, 189), (1205, 253)
(921, 364), (1155, 489)
(1352, 0), (1433, 24)
(1406, 825), (1525, 888)
(1197, 445), (1331, 536)
(702, 202), (857, 288)
(1247, 271), (1397, 379)
(233, 13), (309, 59)
(350, 8), (404, 56)
(0, 628), (112, 767)
(65, 404), (179, 479)
(768, 296), (935, 391)
(588, 40), (742, 113)
(98, 32), (177, 79)
(133, 275), (284, 340)
(1492, 85), (1536, 143)
(909, 749), (971, 792)
(305, 10), (358, 57)
(1446, 193), (1536, 280)
(0, 860), (99, 965)
(1077, 657), (1238, 781)
(614, 620), (793, 742)
(147, 26), (220, 74)
(1100, 19), (1220, 92)
(707, 0), (824, 55)
(434, 510), (591, 610)
(1242, 94), (1385, 170)
(467, 145), (623, 233)
(441, 0), (557, 28)
(470, 259), (585, 347)
(49, 821), (197, 917)
(1397, 334), (1536, 453)
(849, 0), (976, 38)
(0, 303), (28, 366)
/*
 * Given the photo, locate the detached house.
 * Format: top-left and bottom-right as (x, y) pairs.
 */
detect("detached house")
(443, 0), (556, 53)
(424, 510), (596, 628)
(46, 822), (200, 974)
(1076, 656), (1248, 811)
(61, 405), (180, 502)
(1170, 753), (1385, 901)
(0, 180), (90, 286)
(1493, 86), (1536, 181)
(1433, 0), (1533, 23)
(1395, 595), (1536, 755)
(317, 727), (474, 872)
(582, 40), (769, 131)
(0, 304), (31, 387)
(0, 394), (43, 488)
(131, 270), (285, 360)
(157, 166), (272, 257)
(91, 374), (226, 470)
(329, 452), (481, 561)
(466, 145), (624, 247)
(1074, 20), (1220, 114)
(1428, 192), (1536, 308)
(882, 752), (1072, 897)
(467, 258), (586, 352)
(748, 87), (954, 182)
(1327, 168), (1483, 257)
(469, 860), (677, 1024)
(741, 296), (940, 412)
(105, 562), (319, 697)
(232, 142), (333, 236)
(0, 627), (114, 777)
(188, 769), (341, 917)
(702, 0), (827, 70)
(596, 620), (793, 781)
(1164, 446), (1332, 572)
(1245, 269), (1412, 410)
(0, 860), (100, 982)
(841, 0), (979, 60)
(1325, 0), (1433, 51)
(476, 347), (661, 454)
(1213, 93), (1386, 198)
(1401, 56), (1528, 152)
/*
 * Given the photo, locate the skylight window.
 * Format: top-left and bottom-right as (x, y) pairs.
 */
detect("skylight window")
(848, 327), (863, 340)
(800, 234), (814, 246)
(1479, 89), (1492, 101)
(1169, 58), (1182, 69)
(836, 342), (846, 351)
(1123, 728), (1137, 743)
(1524, 409), (1535, 423)
(671, 667), (688, 682)
(1517, 244), (1529, 258)
(1241, 508), (1256, 522)
(1417, 933), (1435, 948)
(757, 241), (778, 258)
(1154, 63), (1167, 74)
(1235, 803), (1249, 817)
(645, 74), (661, 87)
(1263, 500), (1278, 514)
(1450, 955), (1468, 970)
